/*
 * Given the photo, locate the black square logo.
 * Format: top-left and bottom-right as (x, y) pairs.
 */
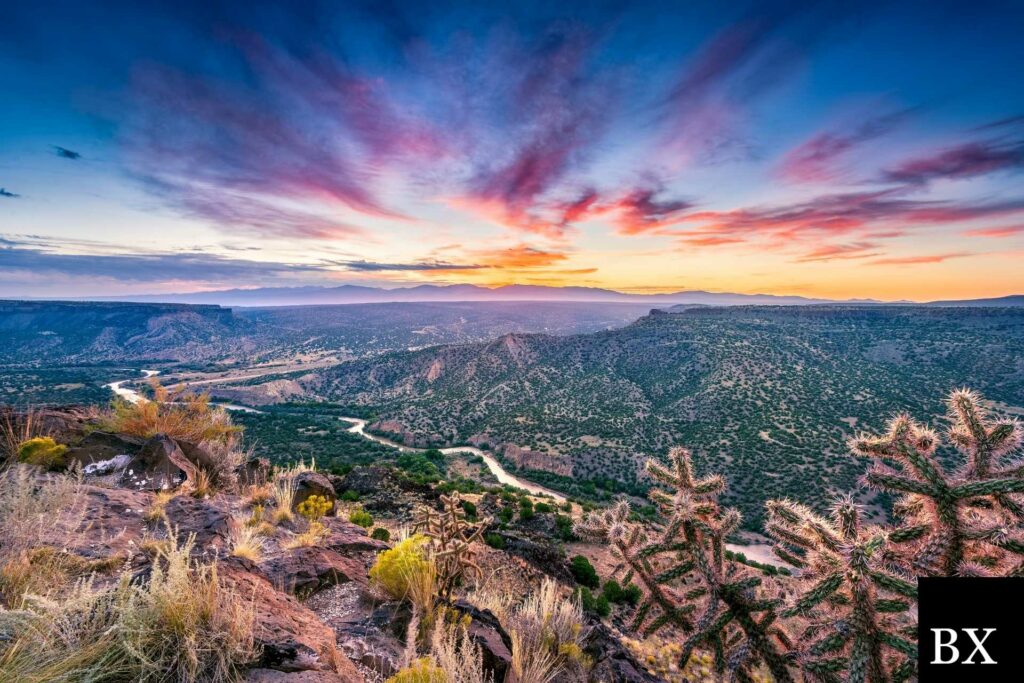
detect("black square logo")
(919, 577), (1024, 682)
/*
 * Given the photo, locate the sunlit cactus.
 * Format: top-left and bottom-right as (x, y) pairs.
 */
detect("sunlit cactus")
(412, 491), (489, 600)
(765, 495), (918, 683)
(577, 446), (796, 683)
(849, 388), (1024, 576)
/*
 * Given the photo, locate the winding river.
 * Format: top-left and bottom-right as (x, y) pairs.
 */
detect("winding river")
(106, 369), (782, 566)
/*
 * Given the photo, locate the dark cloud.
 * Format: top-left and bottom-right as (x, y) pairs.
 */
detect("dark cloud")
(53, 145), (81, 160)
(882, 138), (1024, 185)
(0, 188), (19, 198)
(0, 243), (332, 283)
(338, 259), (484, 272)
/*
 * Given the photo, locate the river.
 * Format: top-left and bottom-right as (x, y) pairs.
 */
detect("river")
(106, 369), (782, 566)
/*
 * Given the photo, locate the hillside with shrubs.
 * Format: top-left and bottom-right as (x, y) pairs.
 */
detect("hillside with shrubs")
(304, 305), (1024, 526)
(1, 379), (1023, 682)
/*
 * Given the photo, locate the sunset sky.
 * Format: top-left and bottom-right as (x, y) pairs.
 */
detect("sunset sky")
(2, 0), (1023, 301)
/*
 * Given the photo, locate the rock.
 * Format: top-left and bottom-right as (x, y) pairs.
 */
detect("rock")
(220, 558), (344, 673)
(238, 456), (272, 487)
(316, 596), (410, 678)
(452, 601), (513, 682)
(162, 495), (232, 554)
(244, 668), (362, 683)
(336, 466), (436, 515)
(64, 431), (144, 470)
(501, 532), (572, 582)
(177, 440), (223, 474)
(53, 484), (153, 562)
(293, 471), (337, 514)
(262, 546), (369, 595)
(322, 518), (389, 554)
(584, 622), (661, 683)
(119, 434), (187, 490)
(82, 453), (133, 476)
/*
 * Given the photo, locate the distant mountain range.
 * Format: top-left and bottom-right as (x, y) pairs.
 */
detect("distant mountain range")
(85, 283), (895, 307)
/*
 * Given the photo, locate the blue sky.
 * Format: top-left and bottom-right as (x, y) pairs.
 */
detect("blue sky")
(2, 0), (1024, 300)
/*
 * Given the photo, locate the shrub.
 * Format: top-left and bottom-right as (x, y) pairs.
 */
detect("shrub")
(485, 533), (505, 549)
(386, 657), (446, 683)
(340, 489), (360, 502)
(601, 579), (622, 603)
(569, 555), (599, 589)
(297, 494), (332, 523)
(498, 507), (514, 524)
(554, 514), (575, 541)
(594, 593), (611, 618)
(349, 508), (374, 528)
(16, 437), (68, 470)
(369, 535), (432, 603)
(371, 527), (391, 542)
(620, 583), (642, 606)
(534, 502), (552, 514)
(103, 381), (241, 445)
(460, 500), (477, 519)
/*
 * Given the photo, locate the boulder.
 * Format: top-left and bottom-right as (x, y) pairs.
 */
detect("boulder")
(262, 546), (369, 595)
(53, 484), (153, 563)
(220, 558), (344, 673)
(293, 471), (337, 514)
(82, 453), (132, 476)
(584, 622), (661, 683)
(336, 466), (436, 515)
(64, 431), (144, 470)
(322, 518), (389, 554)
(119, 434), (187, 490)
(452, 601), (513, 682)
(162, 495), (233, 555)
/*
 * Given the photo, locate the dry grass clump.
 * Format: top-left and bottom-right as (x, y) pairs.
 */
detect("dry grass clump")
(246, 483), (273, 507)
(387, 618), (491, 683)
(504, 579), (587, 683)
(0, 532), (258, 682)
(270, 469), (298, 524)
(103, 381), (240, 445)
(0, 466), (86, 604)
(143, 491), (176, 524)
(229, 523), (266, 562)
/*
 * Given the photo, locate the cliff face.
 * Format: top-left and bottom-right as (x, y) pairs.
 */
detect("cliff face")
(0, 300), (254, 363)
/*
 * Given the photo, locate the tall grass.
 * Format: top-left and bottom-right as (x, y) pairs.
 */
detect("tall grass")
(1, 408), (51, 465)
(0, 531), (257, 682)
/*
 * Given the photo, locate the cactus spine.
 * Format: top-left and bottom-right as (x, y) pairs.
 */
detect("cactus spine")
(578, 447), (795, 683)
(850, 389), (1024, 576)
(765, 496), (918, 683)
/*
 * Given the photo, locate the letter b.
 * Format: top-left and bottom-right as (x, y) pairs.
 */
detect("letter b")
(931, 628), (960, 664)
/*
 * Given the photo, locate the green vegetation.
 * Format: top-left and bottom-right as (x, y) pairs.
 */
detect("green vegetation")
(349, 508), (374, 528)
(370, 527), (391, 542)
(17, 436), (67, 470)
(568, 555), (599, 589)
(315, 306), (1024, 526)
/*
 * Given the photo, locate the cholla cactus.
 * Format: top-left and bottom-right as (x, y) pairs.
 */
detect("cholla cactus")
(850, 389), (1024, 576)
(765, 496), (918, 683)
(577, 447), (795, 683)
(412, 491), (490, 600)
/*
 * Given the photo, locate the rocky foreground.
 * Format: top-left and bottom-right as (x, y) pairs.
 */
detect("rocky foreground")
(0, 407), (656, 683)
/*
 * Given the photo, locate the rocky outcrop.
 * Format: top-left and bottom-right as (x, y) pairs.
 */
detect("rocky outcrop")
(335, 466), (436, 516)
(220, 558), (345, 674)
(64, 431), (143, 470)
(262, 546), (368, 595)
(321, 518), (390, 554)
(245, 668), (362, 683)
(584, 623), (662, 683)
(162, 494), (233, 554)
(292, 471), (337, 514)
(452, 601), (513, 682)
(238, 456), (271, 487)
(496, 443), (573, 477)
(119, 434), (188, 490)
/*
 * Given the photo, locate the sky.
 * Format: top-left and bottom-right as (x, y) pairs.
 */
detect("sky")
(2, 0), (1024, 301)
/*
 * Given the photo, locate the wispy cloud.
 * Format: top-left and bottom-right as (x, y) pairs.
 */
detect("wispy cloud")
(963, 224), (1024, 238)
(796, 242), (881, 262)
(777, 108), (916, 183)
(338, 259), (483, 272)
(868, 252), (972, 266)
(53, 145), (81, 160)
(0, 188), (19, 198)
(883, 138), (1024, 185)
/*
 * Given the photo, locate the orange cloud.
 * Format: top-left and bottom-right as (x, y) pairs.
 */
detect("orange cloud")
(963, 225), (1024, 238)
(868, 252), (972, 266)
